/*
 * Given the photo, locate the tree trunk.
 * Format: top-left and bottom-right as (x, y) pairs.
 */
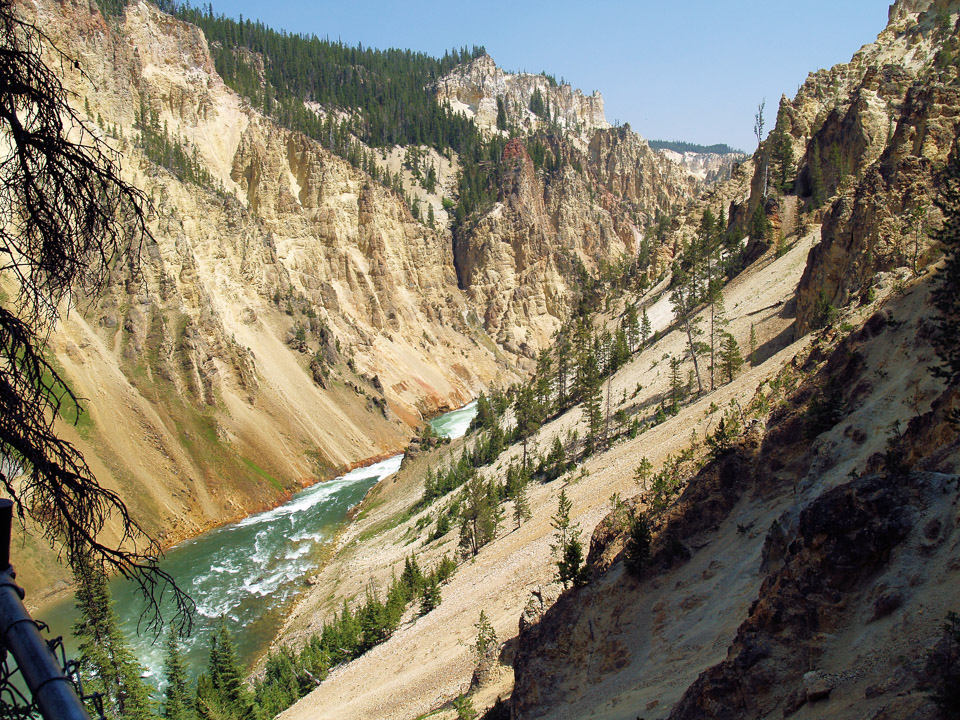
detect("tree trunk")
(685, 320), (704, 395)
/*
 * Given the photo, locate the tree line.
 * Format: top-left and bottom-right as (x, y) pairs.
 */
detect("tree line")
(71, 550), (457, 719)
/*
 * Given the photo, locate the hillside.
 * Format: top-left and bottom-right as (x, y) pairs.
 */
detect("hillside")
(9, 0), (704, 602)
(2, 0), (958, 718)
(263, 1), (960, 718)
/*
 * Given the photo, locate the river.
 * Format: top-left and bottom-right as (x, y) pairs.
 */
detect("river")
(37, 400), (477, 684)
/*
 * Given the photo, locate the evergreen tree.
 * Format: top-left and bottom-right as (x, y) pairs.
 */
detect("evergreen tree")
(624, 512), (652, 577)
(668, 356), (683, 413)
(255, 649), (301, 717)
(543, 435), (567, 481)
(581, 351), (604, 455)
(472, 610), (498, 665)
(162, 630), (192, 720)
(203, 619), (256, 720)
(719, 332), (744, 383)
(554, 327), (572, 408)
(670, 263), (705, 395)
(534, 348), (555, 414)
(72, 557), (154, 720)
(770, 103), (795, 193)
(514, 384), (540, 466)
(420, 577), (442, 615)
(458, 475), (501, 557)
(749, 203), (770, 244)
(633, 457), (653, 489)
(496, 96), (508, 131)
(708, 286), (727, 391)
(640, 306), (652, 346)
(550, 489), (588, 589)
(194, 673), (218, 720)
(623, 304), (640, 352)
(513, 478), (532, 529)
(528, 87), (546, 119)
(749, 323), (758, 366)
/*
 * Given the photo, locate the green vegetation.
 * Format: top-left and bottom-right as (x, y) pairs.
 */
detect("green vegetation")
(240, 457), (284, 492)
(647, 140), (743, 155)
(623, 511), (652, 578)
(161, 631), (192, 720)
(134, 99), (221, 189)
(197, 619), (257, 719)
(808, 138), (826, 208)
(252, 553), (456, 718)
(157, 1), (485, 154)
(73, 557), (154, 720)
(550, 489), (588, 589)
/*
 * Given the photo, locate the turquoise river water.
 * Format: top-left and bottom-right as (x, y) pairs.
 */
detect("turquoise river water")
(36, 400), (477, 684)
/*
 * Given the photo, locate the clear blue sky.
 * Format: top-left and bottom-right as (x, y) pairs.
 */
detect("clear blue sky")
(204, 0), (892, 152)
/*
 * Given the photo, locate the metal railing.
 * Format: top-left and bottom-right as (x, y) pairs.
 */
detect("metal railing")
(0, 499), (94, 719)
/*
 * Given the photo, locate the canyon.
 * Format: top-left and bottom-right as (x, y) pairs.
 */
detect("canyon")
(2, 0), (959, 719)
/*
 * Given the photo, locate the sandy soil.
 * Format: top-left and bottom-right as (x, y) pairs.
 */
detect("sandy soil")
(274, 228), (829, 720)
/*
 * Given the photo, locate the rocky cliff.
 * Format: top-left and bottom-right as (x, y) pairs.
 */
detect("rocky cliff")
(723, 0), (960, 331)
(433, 54), (608, 136)
(16, 0), (515, 598)
(658, 148), (746, 184)
(453, 126), (698, 357)
(504, 2), (960, 717)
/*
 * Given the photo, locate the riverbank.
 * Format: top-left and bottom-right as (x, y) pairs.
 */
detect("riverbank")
(32, 401), (479, 684)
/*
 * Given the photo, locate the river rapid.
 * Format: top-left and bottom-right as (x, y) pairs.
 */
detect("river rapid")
(38, 400), (477, 684)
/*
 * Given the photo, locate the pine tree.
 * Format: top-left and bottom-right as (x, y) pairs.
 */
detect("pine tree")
(472, 610), (498, 665)
(458, 475), (501, 557)
(670, 264), (705, 395)
(771, 103), (794, 193)
(162, 630), (192, 720)
(633, 457), (653, 489)
(496, 96), (508, 131)
(749, 203), (770, 244)
(204, 618), (256, 720)
(708, 289), (727, 391)
(554, 327), (572, 409)
(749, 323), (758, 366)
(194, 673), (218, 720)
(534, 348), (554, 414)
(623, 304), (640, 352)
(581, 352), (603, 455)
(668, 356), (683, 413)
(719, 332), (744, 383)
(72, 557), (154, 720)
(420, 577), (442, 616)
(513, 478), (532, 529)
(550, 489), (587, 589)
(624, 512), (652, 577)
(640, 306), (652, 346)
(514, 384), (539, 466)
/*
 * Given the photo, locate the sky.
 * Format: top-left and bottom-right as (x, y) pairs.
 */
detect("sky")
(201, 0), (893, 152)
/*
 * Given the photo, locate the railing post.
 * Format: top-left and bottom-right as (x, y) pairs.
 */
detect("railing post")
(0, 498), (92, 720)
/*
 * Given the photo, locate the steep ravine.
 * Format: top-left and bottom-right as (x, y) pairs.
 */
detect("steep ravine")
(18, 0), (510, 602)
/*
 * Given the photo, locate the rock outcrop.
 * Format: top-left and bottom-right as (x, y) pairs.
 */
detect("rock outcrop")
(717, 0), (960, 331)
(433, 54), (608, 136)
(454, 128), (698, 356)
(657, 148), (746, 184)
(16, 0), (515, 597)
(510, 274), (960, 719)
